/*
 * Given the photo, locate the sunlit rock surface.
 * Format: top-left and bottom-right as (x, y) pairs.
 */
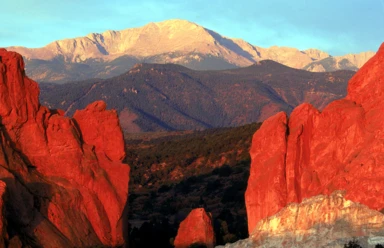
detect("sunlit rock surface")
(174, 208), (216, 248)
(219, 192), (384, 248)
(0, 49), (130, 247)
(245, 43), (384, 234)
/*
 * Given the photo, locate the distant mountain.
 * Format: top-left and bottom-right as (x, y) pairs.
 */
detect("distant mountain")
(39, 61), (354, 132)
(304, 51), (375, 72)
(8, 19), (371, 83)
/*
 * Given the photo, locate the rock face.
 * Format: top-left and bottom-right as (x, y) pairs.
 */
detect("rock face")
(0, 49), (129, 247)
(245, 43), (384, 235)
(174, 208), (215, 248)
(251, 191), (384, 247)
(219, 192), (384, 248)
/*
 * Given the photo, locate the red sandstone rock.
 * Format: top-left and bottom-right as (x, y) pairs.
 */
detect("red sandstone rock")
(73, 100), (126, 162)
(245, 43), (384, 234)
(174, 208), (215, 248)
(245, 112), (288, 235)
(0, 49), (130, 247)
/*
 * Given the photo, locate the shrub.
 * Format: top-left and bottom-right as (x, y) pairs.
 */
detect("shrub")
(344, 238), (362, 248)
(218, 165), (232, 177)
(158, 184), (172, 193)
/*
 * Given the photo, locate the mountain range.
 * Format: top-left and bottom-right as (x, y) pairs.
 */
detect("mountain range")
(8, 19), (373, 83)
(39, 61), (354, 132)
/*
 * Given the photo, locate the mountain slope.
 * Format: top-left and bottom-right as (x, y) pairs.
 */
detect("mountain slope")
(39, 61), (354, 132)
(8, 19), (371, 83)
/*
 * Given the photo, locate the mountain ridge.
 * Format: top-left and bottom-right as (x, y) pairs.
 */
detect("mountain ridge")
(39, 60), (355, 132)
(7, 19), (373, 83)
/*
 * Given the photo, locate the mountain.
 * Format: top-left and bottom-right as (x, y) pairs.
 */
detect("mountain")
(244, 43), (384, 245)
(0, 49), (130, 246)
(7, 19), (372, 83)
(304, 51), (376, 72)
(39, 61), (354, 132)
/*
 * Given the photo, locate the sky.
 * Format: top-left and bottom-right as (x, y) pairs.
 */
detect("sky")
(1, 0), (383, 55)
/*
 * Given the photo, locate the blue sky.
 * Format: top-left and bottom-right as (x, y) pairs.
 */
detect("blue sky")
(1, 0), (383, 55)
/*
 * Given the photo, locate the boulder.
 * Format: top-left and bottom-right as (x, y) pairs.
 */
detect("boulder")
(174, 208), (215, 248)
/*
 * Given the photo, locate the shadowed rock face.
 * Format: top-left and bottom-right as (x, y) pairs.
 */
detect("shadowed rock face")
(174, 208), (215, 248)
(245, 42), (384, 235)
(0, 181), (7, 247)
(0, 49), (130, 247)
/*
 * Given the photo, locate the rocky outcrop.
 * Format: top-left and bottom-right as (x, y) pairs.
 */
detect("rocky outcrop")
(245, 43), (384, 235)
(174, 208), (215, 248)
(219, 192), (384, 248)
(0, 48), (130, 247)
(244, 112), (288, 235)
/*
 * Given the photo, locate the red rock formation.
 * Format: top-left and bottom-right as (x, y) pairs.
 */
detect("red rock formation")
(174, 208), (215, 248)
(73, 100), (126, 162)
(245, 43), (384, 234)
(244, 112), (288, 235)
(0, 49), (130, 247)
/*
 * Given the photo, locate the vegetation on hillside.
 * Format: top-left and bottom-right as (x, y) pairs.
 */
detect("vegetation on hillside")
(40, 62), (354, 132)
(126, 122), (261, 247)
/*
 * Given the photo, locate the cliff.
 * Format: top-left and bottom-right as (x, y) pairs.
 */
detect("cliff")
(245, 43), (384, 236)
(0, 49), (130, 247)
